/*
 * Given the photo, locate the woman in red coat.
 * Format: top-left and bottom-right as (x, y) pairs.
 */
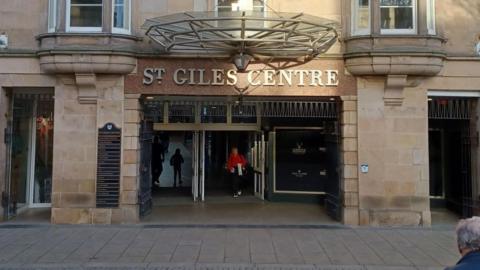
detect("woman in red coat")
(227, 147), (247, 197)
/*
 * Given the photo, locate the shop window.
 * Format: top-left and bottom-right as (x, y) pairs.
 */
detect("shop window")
(380, 0), (416, 34)
(48, 0), (57, 32)
(352, 0), (370, 35)
(112, 0), (131, 34)
(217, 0), (266, 13)
(66, 0), (103, 32)
(427, 0), (436, 35)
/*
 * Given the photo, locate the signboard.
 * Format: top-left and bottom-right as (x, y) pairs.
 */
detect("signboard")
(96, 123), (121, 208)
(125, 59), (357, 97)
(275, 130), (327, 193)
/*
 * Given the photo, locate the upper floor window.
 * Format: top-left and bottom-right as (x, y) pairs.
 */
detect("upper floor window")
(427, 0), (436, 35)
(380, 0), (416, 34)
(217, 0), (266, 13)
(112, 0), (131, 34)
(66, 0), (103, 32)
(352, 0), (370, 35)
(48, 0), (57, 33)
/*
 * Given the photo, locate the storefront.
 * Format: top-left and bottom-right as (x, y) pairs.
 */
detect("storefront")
(124, 58), (356, 221)
(2, 0), (480, 227)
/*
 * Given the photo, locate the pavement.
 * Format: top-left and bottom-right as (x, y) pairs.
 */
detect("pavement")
(0, 224), (459, 270)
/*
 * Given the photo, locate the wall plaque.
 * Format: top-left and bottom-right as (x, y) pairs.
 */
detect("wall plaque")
(96, 123), (121, 208)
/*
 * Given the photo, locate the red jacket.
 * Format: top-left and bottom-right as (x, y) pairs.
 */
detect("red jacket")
(227, 153), (247, 172)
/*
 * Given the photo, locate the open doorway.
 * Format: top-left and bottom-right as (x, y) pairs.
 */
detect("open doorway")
(428, 97), (479, 224)
(151, 131), (194, 205)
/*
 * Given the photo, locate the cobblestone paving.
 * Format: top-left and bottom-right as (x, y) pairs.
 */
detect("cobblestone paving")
(0, 225), (458, 270)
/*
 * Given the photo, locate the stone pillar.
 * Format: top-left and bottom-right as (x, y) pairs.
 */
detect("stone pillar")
(341, 96), (360, 226)
(51, 76), (98, 224)
(113, 93), (142, 224)
(51, 75), (138, 224)
(357, 77), (431, 226)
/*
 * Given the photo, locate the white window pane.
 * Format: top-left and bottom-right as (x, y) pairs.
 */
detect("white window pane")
(217, 0), (264, 11)
(48, 0), (56, 32)
(381, 7), (413, 30)
(70, 5), (103, 27)
(427, 0), (435, 34)
(380, 0), (413, 7)
(113, 0), (130, 32)
(71, 0), (102, 5)
(353, 0), (370, 35)
(356, 0), (369, 30)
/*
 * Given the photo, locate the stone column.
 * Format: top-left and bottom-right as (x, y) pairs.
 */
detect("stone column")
(51, 76), (98, 224)
(113, 93), (142, 224)
(341, 96), (360, 226)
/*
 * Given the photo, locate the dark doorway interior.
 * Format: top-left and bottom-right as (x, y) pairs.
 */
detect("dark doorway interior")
(152, 131), (193, 200)
(428, 97), (477, 220)
(204, 131), (254, 197)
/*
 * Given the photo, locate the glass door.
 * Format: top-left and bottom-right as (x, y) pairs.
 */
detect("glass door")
(252, 131), (265, 200)
(192, 132), (199, 201)
(5, 93), (54, 218)
(191, 131), (206, 202)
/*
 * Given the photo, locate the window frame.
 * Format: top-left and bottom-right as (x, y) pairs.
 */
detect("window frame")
(215, 0), (267, 13)
(48, 0), (57, 33)
(112, 0), (131, 34)
(351, 0), (371, 36)
(66, 0), (104, 33)
(380, 0), (417, 35)
(426, 0), (436, 35)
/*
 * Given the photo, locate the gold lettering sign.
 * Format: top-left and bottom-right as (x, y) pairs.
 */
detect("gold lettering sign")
(143, 68), (339, 87)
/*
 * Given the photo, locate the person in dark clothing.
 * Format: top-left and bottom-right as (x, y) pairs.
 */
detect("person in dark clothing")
(445, 217), (480, 270)
(170, 148), (184, 188)
(151, 136), (164, 188)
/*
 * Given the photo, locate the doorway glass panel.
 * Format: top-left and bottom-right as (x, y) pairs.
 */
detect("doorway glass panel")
(7, 93), (54, 216)
(10, 98), (34, 210)
(33, 98), (54, 204)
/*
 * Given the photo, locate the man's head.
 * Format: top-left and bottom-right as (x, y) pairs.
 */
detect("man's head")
(456, 216), (480, 256)
(175, 148), (181, 154)
(231, 147), (238, 155)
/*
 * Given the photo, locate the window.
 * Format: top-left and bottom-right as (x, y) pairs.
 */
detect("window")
(427, 0), (436, 35)
(380, 0), (416, 34)
(66, 0), (103, 32)
(352, 0), (370, 35)
(48, 0), (57, 32)
(217, 0), (265, 13)
(112, 0), (131, 34)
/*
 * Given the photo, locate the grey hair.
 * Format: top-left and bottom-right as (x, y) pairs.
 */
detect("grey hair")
(456, 216), (480, 251)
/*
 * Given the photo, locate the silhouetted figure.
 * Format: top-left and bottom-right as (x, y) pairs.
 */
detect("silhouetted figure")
(170, 148), (184, 188)
(151, 136), (164, 188)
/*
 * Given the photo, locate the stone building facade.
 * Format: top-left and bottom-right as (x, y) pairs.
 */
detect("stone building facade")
(0, 0), (479, 226)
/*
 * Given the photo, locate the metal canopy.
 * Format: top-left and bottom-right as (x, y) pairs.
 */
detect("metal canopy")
(142, 11), (339, 59)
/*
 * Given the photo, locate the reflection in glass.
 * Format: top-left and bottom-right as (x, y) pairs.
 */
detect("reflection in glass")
(33, 99), (54, 204)
(380, 0), (414, 30)
(354, 0), (370, 35)
(70, 0), (103, 28)
(113, 0), (130, 31)
(10, 98), (34, 211)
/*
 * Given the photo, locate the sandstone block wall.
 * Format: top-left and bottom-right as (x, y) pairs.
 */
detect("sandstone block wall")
(340, 96), (360, 226)
(51, 75), (138, 224)
(357, 77), (430, 226)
